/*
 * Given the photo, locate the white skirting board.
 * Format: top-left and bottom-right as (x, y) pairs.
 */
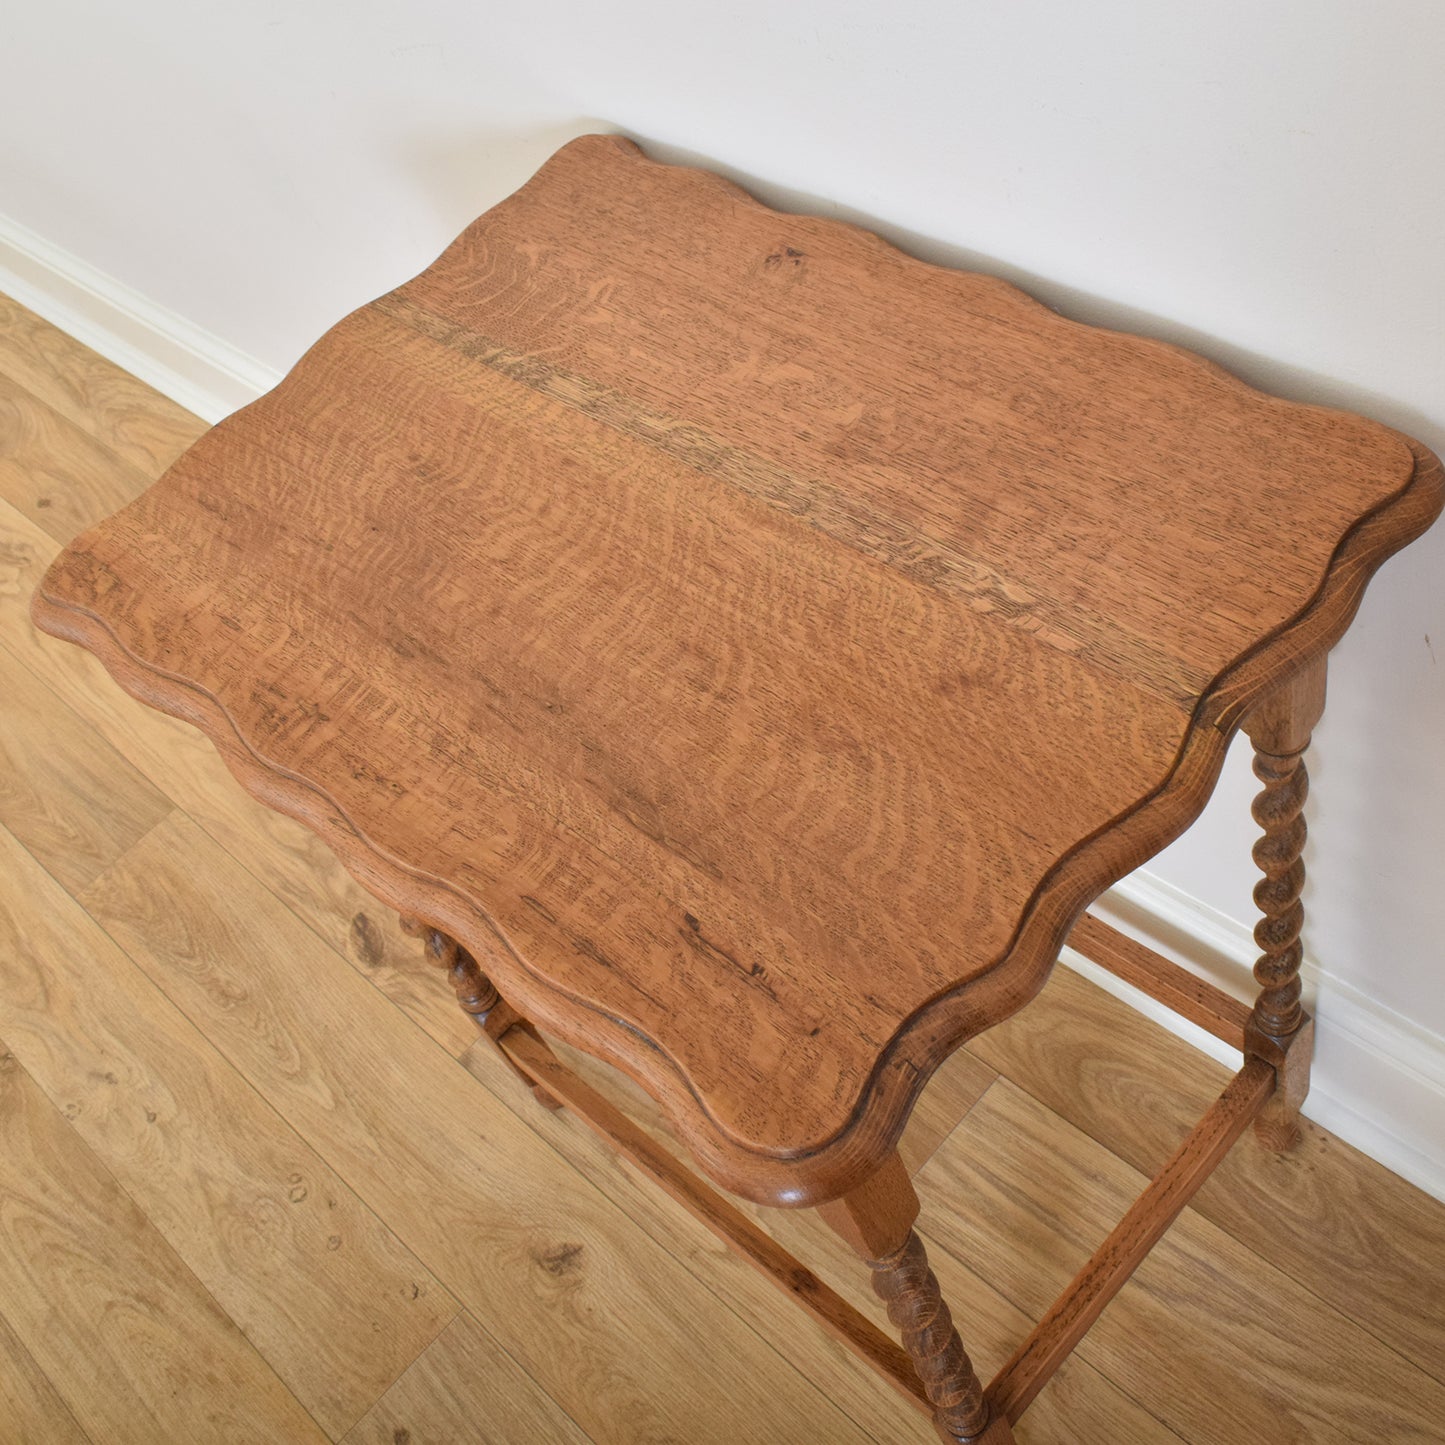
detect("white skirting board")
(5, 207), (1443, 1204)
(0, 211), (280, 424)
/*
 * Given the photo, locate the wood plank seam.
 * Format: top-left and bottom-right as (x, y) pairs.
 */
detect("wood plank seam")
(0, 820), (468, 1439)
(457, 1026), (960, 1445)
(496, 1023), (935, 1418)
(499, 998), (1278, 1436)
(1068, 912), (1250, 1048)
(0, 1033), (332, 1443)
(986, 1058), (1276, 1423)
(74, 812), (890, 1444)
(0, 1293), (94, 1445)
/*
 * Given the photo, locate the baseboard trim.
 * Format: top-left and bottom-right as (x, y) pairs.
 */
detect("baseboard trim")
(0, 211), (279, 424)
(1075, 869), (1445, 1203)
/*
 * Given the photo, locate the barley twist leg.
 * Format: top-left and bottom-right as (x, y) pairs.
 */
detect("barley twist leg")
(1249, 747), (1309, 1039)
(400, 915), (504, 1024)
(818, 1153), (1010, 1442)
(1242, 659), (1327, 1150)
(869, 1230), (990, 1438)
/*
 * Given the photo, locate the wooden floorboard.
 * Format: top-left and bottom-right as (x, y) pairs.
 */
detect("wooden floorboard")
(79, 812), (880, 1445)
(966, 962), (1445, 1384)
(0, 369), (157, 542)
(0, 1305), (90, 1445)
(342, 1312), (594, 1445)
(920, 1081), (1445, 1442)
(0, 646), (173, 894)
(0, 1040), (326, 1444)
(0, 821), (460, 1439)
(0, 294), (205, 476)
(464, 1038), (1187, 1445)
(465, 1034), (948, 1444)
(3, 294), (1445, 1443)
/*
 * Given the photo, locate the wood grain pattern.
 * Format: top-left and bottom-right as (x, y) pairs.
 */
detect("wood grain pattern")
(987, 1060), (1273, 1423)
(964, 960), (1445, 1387)
(0, 820), (459, 1438)
(499, 1025), (932, 1416)
(5, 435), (924, 1439)
(403, 916), (572, 1105)
(0, 293), (205, 475)
(1066, 912), (1250, 1047)
(462, 1036), (1185, 1444)
(78, 811), (879, 1445)
(919, 1081), (1445, 1442)
(816, 1150), (921, 1258)
(0, 497), (476, 1057)
(898, 1048), (999, 1176)
(30, 134), (1444, 1202)
(0, 1307), (89, 1445)
(0, 1043), (326, 1444)
(342, 1312), (592, 1445)
(0, 372), (158, 542)
(0, 640), (173, 892)
(460, 1032), (1019, 1445)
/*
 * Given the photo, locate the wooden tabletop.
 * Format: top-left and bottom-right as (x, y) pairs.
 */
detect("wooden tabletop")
(33, 134), (1442, 1204)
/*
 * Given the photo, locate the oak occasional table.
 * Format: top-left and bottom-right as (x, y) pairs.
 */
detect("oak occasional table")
(32, 136), (1444, 1442)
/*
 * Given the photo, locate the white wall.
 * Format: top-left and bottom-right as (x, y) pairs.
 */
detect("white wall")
(3, 1), (1443, 1190)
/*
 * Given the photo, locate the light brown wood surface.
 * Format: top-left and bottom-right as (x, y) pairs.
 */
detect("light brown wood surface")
(0, 1308), (89, 1445)
(5, 282), (1445, 1439)
(30, 135), (1444, 1204)
(76, 810), (886, 1445)
(988, 1059), (1274, 1423)
(0, 1050), (327, 1444)
(460, 1031), (1181, 1445)
(965, 960), (1445, 1386)
(0, 650), (171, 892)
(0, 372), (159, 544)
(1067, 913), (1251, 1046)
(495, 1024), (934, 1414)
(342, 1312), (592, 1445)
(0, 822), (458, 1437)
(0, 293), (205, 474)
(922, 1082), (1445, 1441)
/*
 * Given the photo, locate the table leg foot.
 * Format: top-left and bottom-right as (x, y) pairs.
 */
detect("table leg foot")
(399, 915), (562, 1110)
(819, 1153), (1011, 1442)
(934, 1412), (1015, 1444)
(1246, 1014), (1314, 1153)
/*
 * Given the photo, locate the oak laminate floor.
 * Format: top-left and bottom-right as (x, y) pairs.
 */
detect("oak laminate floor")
(0, 296), (1442, 1443)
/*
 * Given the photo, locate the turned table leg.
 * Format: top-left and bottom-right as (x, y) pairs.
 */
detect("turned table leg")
(818, 1153), (1013, 1443)
(399, 915), (562, 1110)
(1241, 658), (1327, 1151)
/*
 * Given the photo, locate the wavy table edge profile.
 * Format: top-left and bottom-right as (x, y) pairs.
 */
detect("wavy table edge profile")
(29, 139), (1445, 1207)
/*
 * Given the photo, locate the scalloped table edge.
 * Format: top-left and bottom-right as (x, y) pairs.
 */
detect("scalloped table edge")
(31, 434), (1441, 1206)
